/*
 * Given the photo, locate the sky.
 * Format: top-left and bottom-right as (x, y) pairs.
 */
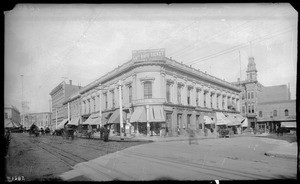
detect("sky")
(4, 3), (298, 113)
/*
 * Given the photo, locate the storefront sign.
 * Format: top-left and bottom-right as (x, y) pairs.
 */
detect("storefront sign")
(132, 48), (165, 61)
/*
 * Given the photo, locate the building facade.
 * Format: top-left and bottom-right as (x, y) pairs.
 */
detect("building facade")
(25, 112), (52, 129)
(256, 100), (296, 132)
(65, 49), (241, 136)
(4, 105), (21, 128)
(49, 80), (81, 129)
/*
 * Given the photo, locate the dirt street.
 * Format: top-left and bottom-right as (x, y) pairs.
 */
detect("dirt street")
(5, 133), (149, 181)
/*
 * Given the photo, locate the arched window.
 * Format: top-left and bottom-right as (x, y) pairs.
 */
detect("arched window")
(284, 109), (289, 116)
(273, 110), (277, 117)
(144, 81), (152, 99)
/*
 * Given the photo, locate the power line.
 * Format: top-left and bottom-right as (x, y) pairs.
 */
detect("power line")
(184, 25), (296, 65)
(59, 13), (99, 63)
(147, 20), (199, 50)
(168, 6), (290, 61)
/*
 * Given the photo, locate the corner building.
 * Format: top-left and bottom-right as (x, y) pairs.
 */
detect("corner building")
(74, 49), (241, 136)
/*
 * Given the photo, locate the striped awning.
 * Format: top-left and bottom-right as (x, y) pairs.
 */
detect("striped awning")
(130, 106), (147, 123)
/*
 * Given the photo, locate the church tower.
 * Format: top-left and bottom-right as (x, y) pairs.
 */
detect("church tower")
(246, 56), (257, 82)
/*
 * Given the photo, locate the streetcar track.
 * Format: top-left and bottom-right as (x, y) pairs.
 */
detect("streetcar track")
(122, 150), (271, 180)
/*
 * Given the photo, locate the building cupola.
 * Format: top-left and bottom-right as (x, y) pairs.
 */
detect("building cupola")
(246, 56), (257, 82)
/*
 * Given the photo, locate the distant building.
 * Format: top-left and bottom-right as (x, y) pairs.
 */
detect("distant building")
(49, 80), (81, 129)
(232, 56), (295, 132)
(25, 112), (52, 129)
(256, 99), (296, 132)
(232, 57), (263, 129)
(4, 105), (21, 128)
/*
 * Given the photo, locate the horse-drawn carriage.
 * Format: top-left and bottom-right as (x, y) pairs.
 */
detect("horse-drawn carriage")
(28, 124), (39, 137)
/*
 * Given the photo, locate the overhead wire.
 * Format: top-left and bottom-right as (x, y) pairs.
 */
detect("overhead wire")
(59, 13), (99, 63)
(167, 5), (282, 59)
(184, 24), (296, 65)
(167, 6), (289, 62)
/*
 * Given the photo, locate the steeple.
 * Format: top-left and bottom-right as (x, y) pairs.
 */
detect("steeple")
(246, 56), (257, 82)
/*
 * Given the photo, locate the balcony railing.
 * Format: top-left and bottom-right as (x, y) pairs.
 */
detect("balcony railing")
(132, 98), (166, 106)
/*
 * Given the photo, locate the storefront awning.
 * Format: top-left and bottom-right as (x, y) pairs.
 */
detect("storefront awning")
(68, 117), (80, 126)
(82, 113), (98, 125)
(281, 122), (296, 128)
(241, 118), (248, 127)
(56, 119), (68, 129)
(216, 112), (229, 125)
(5, 119), (15, 128)
(149, 106), (165, 122)
(107, 109), (126, 124)
(226, 114), (241, 126)
(204, 116), (214, 124)
(130, 106), (147, 123)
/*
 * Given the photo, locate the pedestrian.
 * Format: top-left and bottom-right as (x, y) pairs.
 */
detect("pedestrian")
(165, 126), (169, 137)
(177, 127), (180, 136)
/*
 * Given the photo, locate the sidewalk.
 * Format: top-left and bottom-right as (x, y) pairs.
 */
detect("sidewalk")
(92, 132), (254, 142)
(264, 141), (298, 159)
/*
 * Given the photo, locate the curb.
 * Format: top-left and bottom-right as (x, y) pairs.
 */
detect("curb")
(264, 152), (297, 160)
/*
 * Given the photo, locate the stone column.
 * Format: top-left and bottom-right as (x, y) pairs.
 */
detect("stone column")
(132, 73), (137, 102)
(206, 90), (211, 108)
(161, 72), (166, 100)
(192, 83), (196, 106)
(182, 79), (187, 105)
(173, 77), (178, 104)
(217, 93), (222, 110)
(199, 87), (204, 107)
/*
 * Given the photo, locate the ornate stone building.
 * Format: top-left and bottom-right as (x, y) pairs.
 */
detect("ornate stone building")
(65, 49), (241, 136)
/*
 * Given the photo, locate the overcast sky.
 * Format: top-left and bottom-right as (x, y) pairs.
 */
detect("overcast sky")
(4, 3), (297, 113)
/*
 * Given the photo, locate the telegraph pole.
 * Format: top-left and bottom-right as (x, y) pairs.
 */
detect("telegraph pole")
(20, 75), (24, 128)
(119, 80), (124, 140)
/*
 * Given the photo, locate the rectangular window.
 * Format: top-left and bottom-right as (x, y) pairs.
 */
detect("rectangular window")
(144, 81), (152, 99)
(248, 105), (251, 113)
(129, 85), (132, 103)
(187, 88), (191, 105)
(177, 86), (181, 104)
(5, 113), (8, 119)
(210, 94), (213, 108)
(251, 92), (254, 99)
(166, 83), (171, 103)
(187, 114), (191, 129)
(242, 106), (245, 114)
(248, 92), (250, 99)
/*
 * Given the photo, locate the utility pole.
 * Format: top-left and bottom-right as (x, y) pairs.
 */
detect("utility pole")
(118, 80), (124, 140)
(20, 75), (24, 128)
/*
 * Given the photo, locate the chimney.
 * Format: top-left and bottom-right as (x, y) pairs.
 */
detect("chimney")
(69, 80), (72, 85)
